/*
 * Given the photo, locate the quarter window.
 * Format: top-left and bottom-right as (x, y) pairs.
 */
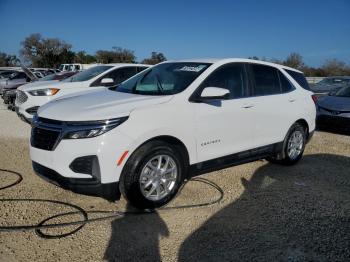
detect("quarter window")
(251, 64), (281, 96)
(285, 69), (310, 90)
(200, 63), (247, 99)
(278, 71), (294, 93)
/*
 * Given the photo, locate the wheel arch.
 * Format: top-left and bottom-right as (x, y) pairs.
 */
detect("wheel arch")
(141, 135), (190, 166)
(295, 118), (310, 138)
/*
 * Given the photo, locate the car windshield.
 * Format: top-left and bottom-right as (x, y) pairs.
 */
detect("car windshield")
(38, 74), (57, 81)
(317, 78), (332, 85)
(115, 62), (211, 95)
(62, 66), (112, 82)
(333, 85), (350, 97)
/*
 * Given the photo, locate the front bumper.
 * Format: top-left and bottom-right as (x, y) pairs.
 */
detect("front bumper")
(30, 120), (134, 188)
(317, 108), (350, 131)
(33, 161), (120, 201)
(15, 92), (52, 120)
(15, 106), (32, 124)
(317, 115), (350, 131)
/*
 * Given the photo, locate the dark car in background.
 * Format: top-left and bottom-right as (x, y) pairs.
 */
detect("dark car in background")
(317, 85), (350, 132)
(311, 76), (350, 96)
(0, 71), (34, 96)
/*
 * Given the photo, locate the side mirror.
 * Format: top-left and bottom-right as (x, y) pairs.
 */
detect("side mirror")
(100, 78), (114, 86)
(197, 87), (230, 101)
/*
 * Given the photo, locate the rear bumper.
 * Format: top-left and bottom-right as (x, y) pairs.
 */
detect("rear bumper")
(32, 161), (120, 201)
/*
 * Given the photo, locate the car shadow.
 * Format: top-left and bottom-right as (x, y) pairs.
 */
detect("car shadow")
(104, 203), (169, 262)
(178, 154), (350, 261)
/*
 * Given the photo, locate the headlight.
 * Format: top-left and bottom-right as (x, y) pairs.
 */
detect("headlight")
(29, 88), (60, 96)
(63, 117), (128, 139)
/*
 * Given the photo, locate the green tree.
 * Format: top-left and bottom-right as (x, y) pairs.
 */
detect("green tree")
(141, 52), (167, 65)
(0, 52), (20, 66)
(20, 33), (73, 68)
(95, 47), (136, 63)
(74, 51), (97, 64)
(283, 52), (304, 70)
(321, 58), (350, 76)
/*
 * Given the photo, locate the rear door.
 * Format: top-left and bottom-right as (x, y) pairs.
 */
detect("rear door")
(247, 64), (297, 147)
(192, 63), (257, 162)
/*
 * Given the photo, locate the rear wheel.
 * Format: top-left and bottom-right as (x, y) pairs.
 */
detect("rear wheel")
(120, 141), (186, 209)
(267, 123), (306, 165)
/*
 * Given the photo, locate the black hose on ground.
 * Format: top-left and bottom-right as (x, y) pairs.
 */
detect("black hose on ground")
(0, 170), (224, 239)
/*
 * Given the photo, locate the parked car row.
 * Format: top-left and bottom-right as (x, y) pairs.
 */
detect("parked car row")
(15, 63), (149, 122)
(59, 63), (101, 72)
(3, 71), (77, 112)
(2, 59), (348, 209)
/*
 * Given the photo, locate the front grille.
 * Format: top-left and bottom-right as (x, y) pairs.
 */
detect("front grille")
(16, 90), (28, 104)
(31, 127), (60, 151)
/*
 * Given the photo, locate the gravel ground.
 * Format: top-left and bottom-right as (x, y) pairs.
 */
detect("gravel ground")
(0, 102), (349, 262)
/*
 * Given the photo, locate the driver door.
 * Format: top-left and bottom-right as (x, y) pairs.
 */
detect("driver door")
(191, 63), (256, 162)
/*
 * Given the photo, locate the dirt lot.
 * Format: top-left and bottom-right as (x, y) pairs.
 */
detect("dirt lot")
(0, 103), (350, 262)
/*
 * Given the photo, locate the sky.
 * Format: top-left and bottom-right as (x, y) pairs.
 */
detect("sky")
(0, 0), (349, 67)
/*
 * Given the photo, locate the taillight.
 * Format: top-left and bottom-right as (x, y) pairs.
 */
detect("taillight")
(311, 94), (318, 104)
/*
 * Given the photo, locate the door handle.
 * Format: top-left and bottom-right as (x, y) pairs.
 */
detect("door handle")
(288, 98), (296, 102)
(242, 104), (254, 109)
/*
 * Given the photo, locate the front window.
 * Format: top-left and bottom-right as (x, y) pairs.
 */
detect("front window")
(115, 62), (211, 95)
(333, 85), (350, 97)
(9, 72), (26, 80)
(38, 74), (57, 81)
(62, 66), (113, 83)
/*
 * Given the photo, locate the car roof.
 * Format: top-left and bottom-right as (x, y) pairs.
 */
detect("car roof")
(324, 76), (350, 79)
(102, 63), (150, 68)
(164, 58), (303, 74)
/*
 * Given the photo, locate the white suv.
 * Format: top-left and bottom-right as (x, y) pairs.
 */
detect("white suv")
(30, 59), (316, 209)
(15, 64), (149, 122)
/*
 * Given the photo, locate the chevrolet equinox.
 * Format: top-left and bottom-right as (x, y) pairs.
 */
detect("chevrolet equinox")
(30, 59), (316, 209)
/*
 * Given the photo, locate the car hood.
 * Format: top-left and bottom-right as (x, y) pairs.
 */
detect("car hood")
(38, 89), (173, 121)
(18, 80), (59, 90)
(318, 95), (350, 111)
(0, 80), (26, 90)
(21, 65), (38, 81)
(18, 80), (84, 92)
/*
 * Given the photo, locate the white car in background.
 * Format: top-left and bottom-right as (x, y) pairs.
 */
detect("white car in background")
(59, 63), (101, 72)
(15, 64), (149, 122)
(30, 59), (316, 209)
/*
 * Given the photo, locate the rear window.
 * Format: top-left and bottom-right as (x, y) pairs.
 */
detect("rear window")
(284, 69), (310, 90)
(251, 64), (281, 96)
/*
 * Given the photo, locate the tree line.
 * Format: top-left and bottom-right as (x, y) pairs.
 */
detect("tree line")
(250, 52), (350, 77)
(0, 33), (166, 68)
(1, 33), (349, 77)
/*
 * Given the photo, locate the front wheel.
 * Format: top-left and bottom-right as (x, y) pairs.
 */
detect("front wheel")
(119, 141), (186, 209)
(267, 123), (307, 165)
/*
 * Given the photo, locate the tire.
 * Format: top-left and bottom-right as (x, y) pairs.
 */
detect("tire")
(119, 140), (186, 210)
(267, 123), (307, 166)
